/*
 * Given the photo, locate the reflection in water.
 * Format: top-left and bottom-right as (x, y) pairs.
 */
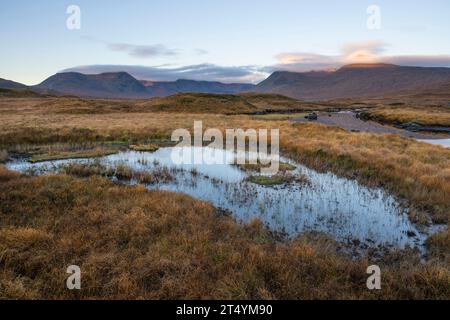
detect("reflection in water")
(6, 147), (439, 252)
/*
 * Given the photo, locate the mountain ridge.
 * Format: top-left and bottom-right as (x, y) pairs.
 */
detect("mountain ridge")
(1, 64), (450, 100)
(255, 64), (450, 101)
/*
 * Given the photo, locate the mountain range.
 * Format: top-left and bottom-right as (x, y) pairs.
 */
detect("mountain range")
(6, 72), (255, 99)
(1, 64), (450, 101)
(256, 64), (450, 100)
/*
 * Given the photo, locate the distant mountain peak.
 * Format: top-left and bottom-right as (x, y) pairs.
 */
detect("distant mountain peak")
(3, 64), (449, 101)
(27, 72), (255, 99)
(257, 64), (450, 101)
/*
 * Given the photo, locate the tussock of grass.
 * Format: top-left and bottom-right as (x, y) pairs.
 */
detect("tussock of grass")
(0, 170), (448, 299)
(248, 173), (308, 186)
(0, 166), (20, 182)
(61, 163), (115, 178)
(0, 150), (8, 163)
(237, 160), (296, 173)
(427, 229), (450, 262)
(129, 144), (159, 152)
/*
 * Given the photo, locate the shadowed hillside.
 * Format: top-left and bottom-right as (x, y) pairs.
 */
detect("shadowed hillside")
(256, 64), (450, 101)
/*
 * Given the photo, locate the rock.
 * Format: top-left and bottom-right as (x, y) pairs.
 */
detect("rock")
(402, 122), (423, 132)
(407, 231), (417, 238)
(304, 113), (318, 121)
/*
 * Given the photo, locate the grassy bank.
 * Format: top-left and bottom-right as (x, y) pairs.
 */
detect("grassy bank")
(29, 147), (119, 163)
(363, 106), (450, 127)
(0, 168), (448, 299)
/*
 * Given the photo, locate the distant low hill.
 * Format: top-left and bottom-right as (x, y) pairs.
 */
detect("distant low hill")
(0, 78), (28, 90)
(0, 88), (46, 98)
(141, 79), (254, 96)
(0, 73), (256, 99)
(256, 64), (450, 101)
(34, 72), (150, 99)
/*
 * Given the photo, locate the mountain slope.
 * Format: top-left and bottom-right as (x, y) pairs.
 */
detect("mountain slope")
(0, 78), (29, 90)
(3, 64), (450, 100)
(142, 79), (255, 96)
(31, 72), (255, 99)
(34, 72), (150, 99)
(256, 64), (450, 101)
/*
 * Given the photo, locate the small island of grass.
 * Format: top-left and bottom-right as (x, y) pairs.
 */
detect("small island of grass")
(247, 173), (309, 187)
(129, 144), (160, 152)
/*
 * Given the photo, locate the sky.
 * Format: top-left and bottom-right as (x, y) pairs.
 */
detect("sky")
(1, 0), (450, 85)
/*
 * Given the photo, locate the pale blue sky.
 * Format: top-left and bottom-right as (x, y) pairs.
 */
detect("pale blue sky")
(1, 0), (449, 84)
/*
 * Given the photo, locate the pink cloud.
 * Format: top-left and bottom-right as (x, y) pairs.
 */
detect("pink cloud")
(274, 41), (450, 72)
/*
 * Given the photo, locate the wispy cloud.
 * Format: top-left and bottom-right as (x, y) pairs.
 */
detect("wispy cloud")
(64, 40), (450, 83)
(62, 64), (268, 83)
(81, 36), (179, 59)
(107, 43), (178, 58)
(194, 48), (208, 55)
(273, 40), (450, 72)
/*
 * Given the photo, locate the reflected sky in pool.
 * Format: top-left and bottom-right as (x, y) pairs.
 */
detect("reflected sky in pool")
(7, 147), (438, 252)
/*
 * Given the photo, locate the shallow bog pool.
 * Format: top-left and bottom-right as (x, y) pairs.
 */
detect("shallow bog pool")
(6, 147), (441, 253)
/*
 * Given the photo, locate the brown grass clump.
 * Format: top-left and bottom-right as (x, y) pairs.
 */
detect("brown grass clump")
(237, 161), (296, 173)
(427, 228), (450, 262)
(364, 105), (450, 127)
(129, 144), (159, 152)
(247, 173), (308, 187)
(0, 166), (20, 182)
(0, 150), (8, 163)
(0, 170), (449, 299)
(61, 163), (115, 178)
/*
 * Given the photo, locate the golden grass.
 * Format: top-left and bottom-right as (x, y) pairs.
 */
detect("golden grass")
(9, 93), (319, 116)
(0, 169), (448, 299)
(427, 229), (450, 263)
(0, 96), (449, 299)
(129, 144), (160, 152)
(0, 166), (20, 182)
(237, 161), (296, 173)
(0, 150), (8, 163)
(365, 106), (450, 127)
(0, 97), (449, 223)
